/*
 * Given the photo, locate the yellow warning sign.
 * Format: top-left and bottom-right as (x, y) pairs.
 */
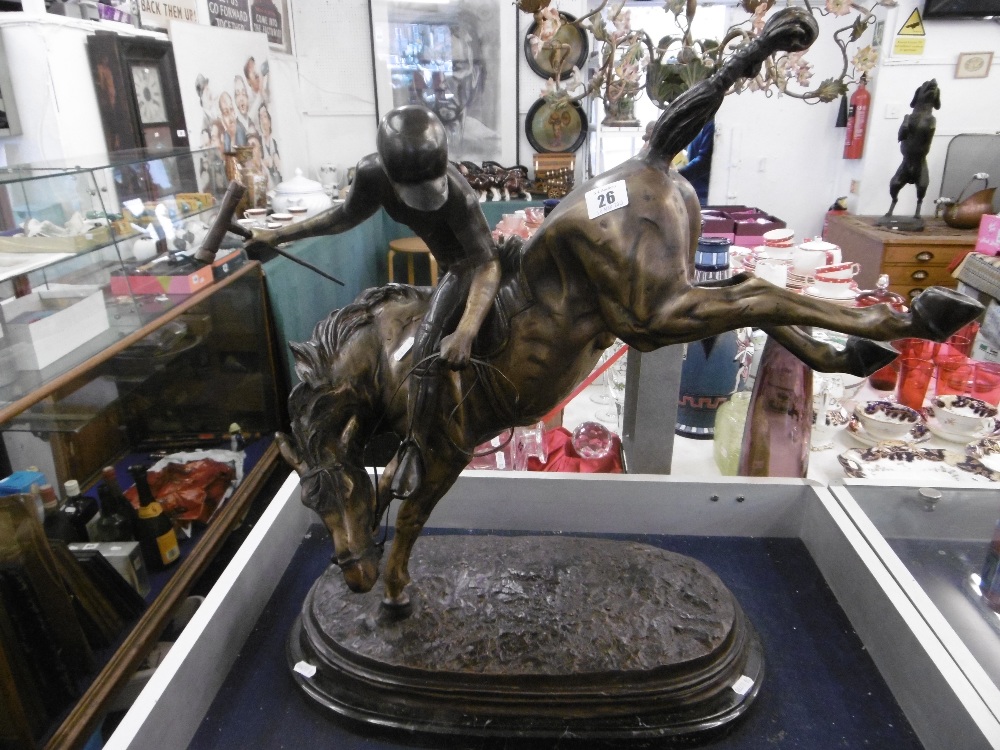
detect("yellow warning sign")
(893, 37), (925, 56)
(898, 8), (925, 35)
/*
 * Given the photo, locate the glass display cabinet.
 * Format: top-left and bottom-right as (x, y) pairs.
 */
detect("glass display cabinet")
(102, 474), (1000, 750)
(832, 481), (1000, 743)
(0, 149), (288, 750)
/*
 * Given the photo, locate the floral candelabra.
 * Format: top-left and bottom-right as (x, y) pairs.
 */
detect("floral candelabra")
(521, 0), (895, 119)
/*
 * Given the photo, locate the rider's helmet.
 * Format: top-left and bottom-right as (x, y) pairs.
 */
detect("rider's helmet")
(377, 105), (449, 211)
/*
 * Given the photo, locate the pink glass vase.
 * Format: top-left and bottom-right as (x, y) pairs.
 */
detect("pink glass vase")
(737, 337), (812, 478)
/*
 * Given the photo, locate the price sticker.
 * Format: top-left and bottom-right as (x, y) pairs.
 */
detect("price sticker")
(731, 675), (754, 695)
(585, 180), (629, 220)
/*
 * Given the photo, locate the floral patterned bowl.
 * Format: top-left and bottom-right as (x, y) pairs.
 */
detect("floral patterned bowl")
(853, 400), (923, 441)
(931, 395), (998, 438)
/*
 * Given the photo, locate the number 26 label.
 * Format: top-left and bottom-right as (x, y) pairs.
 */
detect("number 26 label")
(585, 180), (629, 220)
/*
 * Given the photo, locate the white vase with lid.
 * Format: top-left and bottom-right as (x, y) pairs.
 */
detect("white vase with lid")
(793, 238), (841, 277)
(269, 169), (334, 217)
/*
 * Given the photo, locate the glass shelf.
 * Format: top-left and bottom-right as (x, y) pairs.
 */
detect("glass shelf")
(0, 147), (228, 408)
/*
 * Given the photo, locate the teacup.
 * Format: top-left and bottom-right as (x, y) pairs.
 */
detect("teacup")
(854, 400), (923, 441)
(931, 394), (998, 436)
(762, 227), (795, 248)
(815, 261), (860, 281)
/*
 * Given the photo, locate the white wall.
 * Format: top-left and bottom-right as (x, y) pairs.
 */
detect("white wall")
(2, 2), (997, 222)
(0, 15), (139, 166)
(854, 1), (1000, 220)
(712, 1), (1000, 238)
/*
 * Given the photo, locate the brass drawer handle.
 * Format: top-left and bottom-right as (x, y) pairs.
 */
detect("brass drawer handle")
(911, 269), (929, 281)
(915, 251), (934, 262)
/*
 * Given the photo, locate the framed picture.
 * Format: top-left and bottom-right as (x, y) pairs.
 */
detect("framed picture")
(524, 12), (589, 81)
(0, 35), (22, 137)
(525, 99), (587, 154)
(368, 0), (518, 165)
(955, 52), (993, 79)
(170, 24), (281, 192)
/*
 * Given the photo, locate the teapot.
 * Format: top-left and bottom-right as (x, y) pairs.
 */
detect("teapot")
(792, 239), (841, 277)
(937, 173), (996, 230)
(269, 168), (334, 217)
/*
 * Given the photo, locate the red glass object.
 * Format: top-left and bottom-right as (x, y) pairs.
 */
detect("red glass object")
(896, 358), (935, 410)
(856, 275), (909, 391)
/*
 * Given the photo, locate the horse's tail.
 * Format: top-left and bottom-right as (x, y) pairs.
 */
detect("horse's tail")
(646, 7), (818, 165)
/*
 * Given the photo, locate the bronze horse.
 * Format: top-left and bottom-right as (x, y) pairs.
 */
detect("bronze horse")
(274, 10), (981, 615)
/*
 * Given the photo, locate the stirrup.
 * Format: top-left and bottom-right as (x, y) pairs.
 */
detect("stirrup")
(390, 440), (425, 499)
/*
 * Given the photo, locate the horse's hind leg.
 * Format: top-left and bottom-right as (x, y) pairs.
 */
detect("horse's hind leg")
(763, 325), (898, 376)
(640, 278), (982, 360)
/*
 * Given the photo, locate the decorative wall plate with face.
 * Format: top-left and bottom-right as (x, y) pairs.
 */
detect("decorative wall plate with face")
(131, 64), (167, 124)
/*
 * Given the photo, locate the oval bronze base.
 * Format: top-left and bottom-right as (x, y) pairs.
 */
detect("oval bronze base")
(287, 535), (764, 740)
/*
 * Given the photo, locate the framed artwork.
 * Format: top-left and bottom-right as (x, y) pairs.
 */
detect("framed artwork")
(368, 0), (518, 165)
(955, 52), (993, 79)
(170, 24), (280, 192)
(525, 99), (587, 154)
(87, 34), (189, 153)
(524, 12), (588, 81)
(0, 36), (20, 138)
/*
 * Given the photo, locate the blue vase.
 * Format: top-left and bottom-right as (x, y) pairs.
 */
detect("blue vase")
(675, 237), (751, 439)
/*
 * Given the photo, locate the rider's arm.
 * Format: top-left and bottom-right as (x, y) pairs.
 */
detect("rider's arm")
(253, 158), (381, 245)
(438, 193), (501, 368)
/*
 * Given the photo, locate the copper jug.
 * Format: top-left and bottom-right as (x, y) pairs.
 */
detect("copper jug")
(938, 174), (996, 229)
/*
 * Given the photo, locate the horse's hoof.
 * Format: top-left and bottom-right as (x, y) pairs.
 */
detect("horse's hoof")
(379, 594), (413, 621)
(911, 287), (984, 341)
(842, 337), (898, 377)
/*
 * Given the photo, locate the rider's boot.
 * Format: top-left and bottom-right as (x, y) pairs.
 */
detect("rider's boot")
(390, 365), (442, 499)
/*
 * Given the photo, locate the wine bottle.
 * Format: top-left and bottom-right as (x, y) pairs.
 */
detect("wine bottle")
(63, 479), (98, 542)
(128, 465), (180, 571)
(102, 466), (138, 532)
(90, 484), (135, 542)
(41, 483), (82, 543)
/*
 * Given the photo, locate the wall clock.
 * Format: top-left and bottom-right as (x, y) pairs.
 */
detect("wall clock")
(131, 64), (168, 124)
(87, 32), (189, 154)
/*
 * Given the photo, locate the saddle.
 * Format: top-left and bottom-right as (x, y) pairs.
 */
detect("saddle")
(473, 235), (532, 361)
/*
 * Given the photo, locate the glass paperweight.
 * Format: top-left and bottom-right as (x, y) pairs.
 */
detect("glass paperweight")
(571, 421), (614, 460)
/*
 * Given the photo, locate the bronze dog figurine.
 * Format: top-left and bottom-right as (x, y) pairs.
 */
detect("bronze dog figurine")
(881, 79), (940, 227)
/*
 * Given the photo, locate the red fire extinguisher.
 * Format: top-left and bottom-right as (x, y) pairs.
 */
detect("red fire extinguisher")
(844, 74), (870, 160)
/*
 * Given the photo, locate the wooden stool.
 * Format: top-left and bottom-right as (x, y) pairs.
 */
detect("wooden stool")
(388, 237), (438, 286)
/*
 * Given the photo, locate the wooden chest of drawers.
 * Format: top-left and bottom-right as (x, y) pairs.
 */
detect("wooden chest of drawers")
(824, 214), (977, 299)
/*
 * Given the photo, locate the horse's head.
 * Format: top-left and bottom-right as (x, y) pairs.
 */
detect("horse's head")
(911, 79), (941, 111)
(279, 331), (387, 593)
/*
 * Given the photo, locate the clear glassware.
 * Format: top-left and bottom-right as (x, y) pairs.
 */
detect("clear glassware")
(603, 341), (628, 432)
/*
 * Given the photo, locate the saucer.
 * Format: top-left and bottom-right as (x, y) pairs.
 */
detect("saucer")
(925, 413), (997, 443)
(846, 415), (930, 447)
(804, 284), (858, 301)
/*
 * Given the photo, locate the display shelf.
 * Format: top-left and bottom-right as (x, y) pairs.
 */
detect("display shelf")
(105, 473), (1000, 750)
(0, 147), (227, 401)
(0, 261), (255, 426)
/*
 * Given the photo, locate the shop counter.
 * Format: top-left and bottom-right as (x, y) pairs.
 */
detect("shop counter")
(104, 472), (1000, 750)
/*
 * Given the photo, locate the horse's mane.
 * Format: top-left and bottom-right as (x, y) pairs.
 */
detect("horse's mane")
(290, 235), (523, 393)
(290, 284), (425, 390)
